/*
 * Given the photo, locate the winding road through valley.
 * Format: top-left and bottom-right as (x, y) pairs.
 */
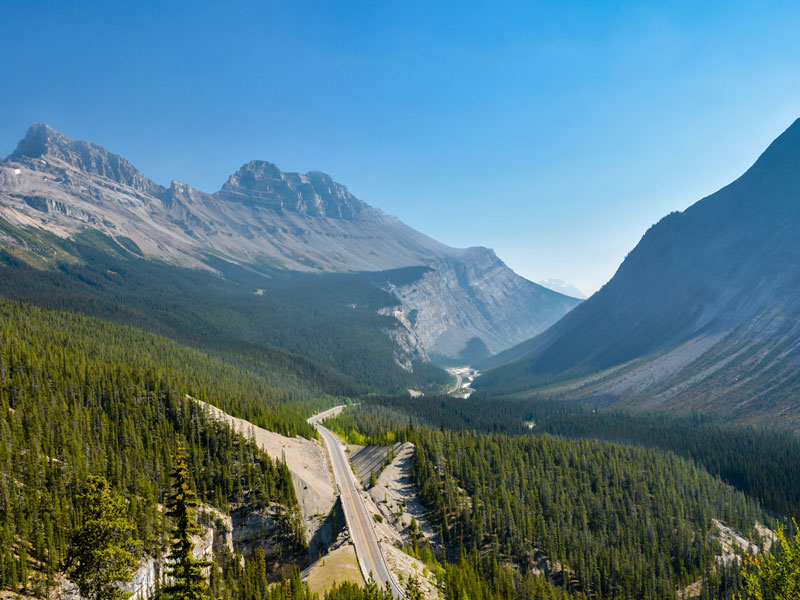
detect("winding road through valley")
(308, 408), (404, 598)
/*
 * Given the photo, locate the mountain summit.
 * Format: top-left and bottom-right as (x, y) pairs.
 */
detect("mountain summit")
(216, 160), (373, 219)
(478, 117), (800, 425)
(0, 124), (580, 359)
(9, 123), (162, 195)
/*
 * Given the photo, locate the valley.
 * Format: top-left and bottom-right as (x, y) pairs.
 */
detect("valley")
(445, 366), (479, 398)
(7, 4), (800, 600)
(2, 108), (800, 600)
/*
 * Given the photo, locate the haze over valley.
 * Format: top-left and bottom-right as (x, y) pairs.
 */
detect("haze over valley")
(3, 3), (800, 600)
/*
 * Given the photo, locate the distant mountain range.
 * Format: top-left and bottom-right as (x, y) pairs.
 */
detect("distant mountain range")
(537, 278), (586, 299)
(479, 118), (800, 427)
(0, 124), (580, 359)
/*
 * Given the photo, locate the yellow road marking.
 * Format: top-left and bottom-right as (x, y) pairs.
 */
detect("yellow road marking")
(325, 429), (386, 591)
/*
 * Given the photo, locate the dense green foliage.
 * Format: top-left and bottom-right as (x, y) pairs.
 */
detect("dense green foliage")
(0, 224), (449, 397)
(0, 297), (315, 437)
(413, 428), (762, 599)
(740, 520), (800, 600)
(64, 476), (140, 600)
(343, 394), (800, 519)
(328, 404), (770, 599)
(164, 448), (213, 600)
(520, 402), (800, 520)
(426, 549), (573, 600)
(0, 299), (299, 596)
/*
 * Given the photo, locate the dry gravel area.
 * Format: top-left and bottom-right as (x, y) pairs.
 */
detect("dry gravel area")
(383, 545), (440, 600)
(368, 442), (438, 546)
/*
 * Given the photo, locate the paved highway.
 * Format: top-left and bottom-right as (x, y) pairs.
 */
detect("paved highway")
(309, 408), (404, 598)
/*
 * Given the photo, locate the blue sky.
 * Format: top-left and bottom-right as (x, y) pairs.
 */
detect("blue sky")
(3, 1), (800, 293)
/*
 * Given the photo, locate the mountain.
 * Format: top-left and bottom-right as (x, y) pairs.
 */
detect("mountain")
(537, 278), (586, 299)
(0, 123), (580, 359)
(477, 118), (800, 426)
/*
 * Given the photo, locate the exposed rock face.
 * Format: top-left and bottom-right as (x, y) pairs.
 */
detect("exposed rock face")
(385, 248), (580, 355)
(378, 305), (429, 368)
(218, 161), (373, 219)
(0, 124), (580, 358)
(57, 512), (222, 600)
(10, 123), (163, 196)
(479, 117), (800, 426)
(232, 504), (297, 561)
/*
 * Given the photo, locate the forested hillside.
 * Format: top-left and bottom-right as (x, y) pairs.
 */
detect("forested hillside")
(0, 298), (315, 595)
(327, 403), (773, 600)
(336, 394), (800, 519)
(0, 223), (449, 396)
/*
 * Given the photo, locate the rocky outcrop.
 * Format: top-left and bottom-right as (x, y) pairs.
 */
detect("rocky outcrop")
(0, 124), (580, 359)
(217, 161), (375, 220)
(378, 305), (428, 369)
(10, 124), (164, 196)
(231, 504), (300, 562)
(383, 248), (581, 356)
(57, 509), (224, 600)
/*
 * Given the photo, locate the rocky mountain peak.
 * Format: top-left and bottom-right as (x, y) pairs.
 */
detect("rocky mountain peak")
(751, 117), (800, 171)
(215, 160), (373, 220)
(225, 160), (284, 188)
(9, 123), (61, 159)
(8, 124), (162, 195)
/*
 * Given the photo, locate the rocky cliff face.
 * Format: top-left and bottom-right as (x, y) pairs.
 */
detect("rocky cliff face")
(57, 507), (227, 600)
(9, 123), (164, 196)
(382, 248), (579, 356)
(217, 160), (374, 219)
(0, 124), (580, 358)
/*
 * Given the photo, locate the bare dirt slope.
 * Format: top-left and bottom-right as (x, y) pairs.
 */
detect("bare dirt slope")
(363, 443), (438, 549)
(198, 400), (336, 544)
(349, 443), (404, 486)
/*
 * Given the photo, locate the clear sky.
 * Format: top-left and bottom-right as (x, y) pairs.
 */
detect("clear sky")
(3, 1), (800, 294)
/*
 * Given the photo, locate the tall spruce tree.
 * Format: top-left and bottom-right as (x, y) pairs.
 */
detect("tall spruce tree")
(64, 476), (140, 600)
(164, 447), (212, 600)
(740, 520), (800, 600)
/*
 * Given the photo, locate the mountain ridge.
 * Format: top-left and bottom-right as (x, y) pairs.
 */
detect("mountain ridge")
(0, 123), (581, 357)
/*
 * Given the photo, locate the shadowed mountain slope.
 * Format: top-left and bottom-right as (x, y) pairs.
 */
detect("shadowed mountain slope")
(477, 118), (800, 426)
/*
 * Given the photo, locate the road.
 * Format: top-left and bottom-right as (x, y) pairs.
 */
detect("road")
(448, 371), (463, 394)
(309, 408), (405, 598)
(446, 366), (480, 397)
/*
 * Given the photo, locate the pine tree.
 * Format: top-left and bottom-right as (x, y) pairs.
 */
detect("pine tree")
(404, 573), (424, 600)
(740, 520), (800, 600)
(64, 476), (140, 600)
(164, 446), (212, 600)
